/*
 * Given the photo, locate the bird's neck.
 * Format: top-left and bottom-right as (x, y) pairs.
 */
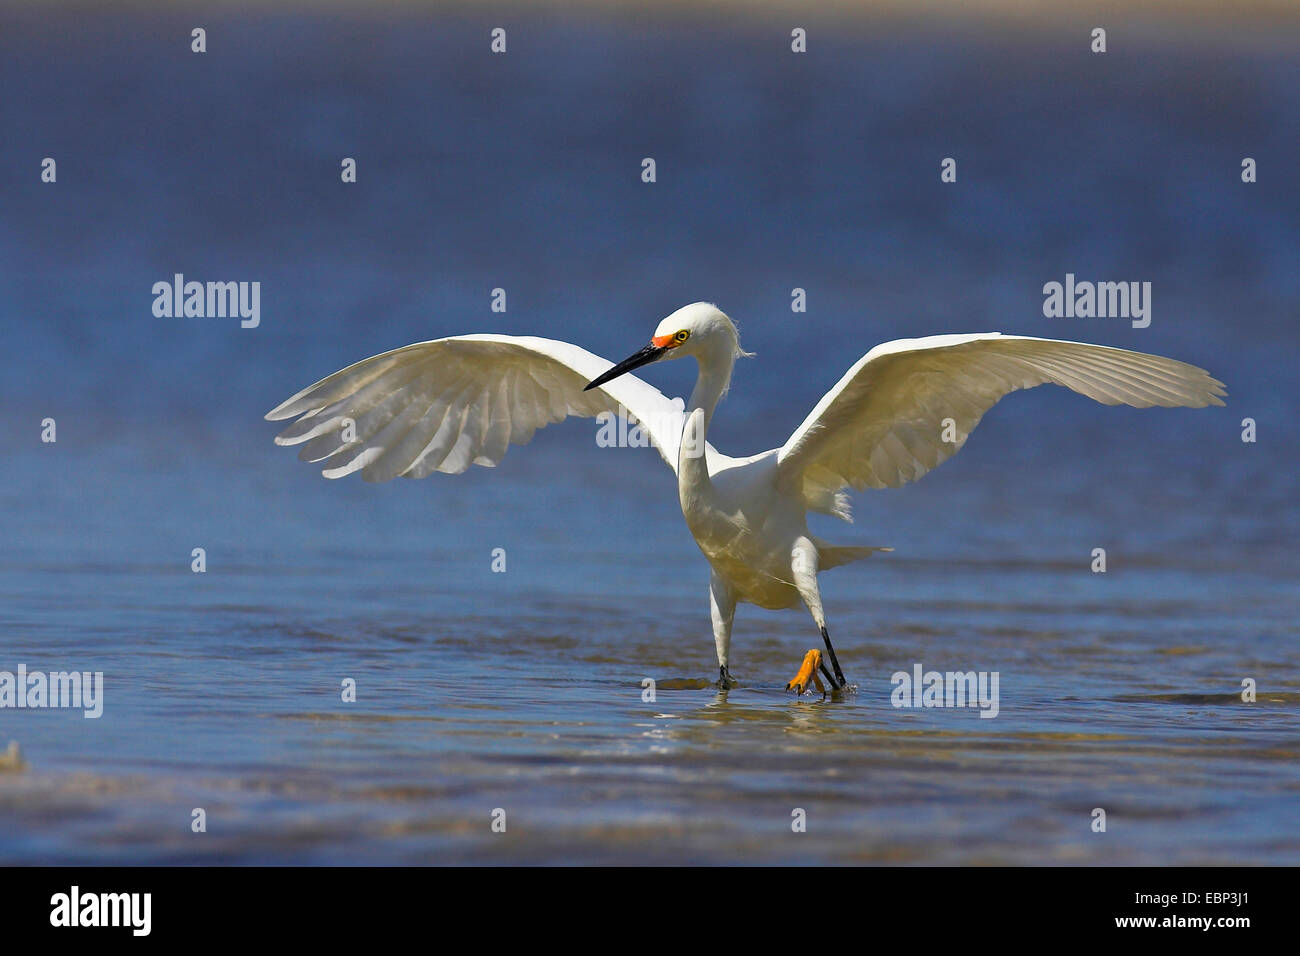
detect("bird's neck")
(686, 337), (736, 435)
(676, 338), (735, 519)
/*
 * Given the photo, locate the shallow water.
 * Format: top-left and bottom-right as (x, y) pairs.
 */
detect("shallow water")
(2, 430), (1296, 864)
(1, 7), (1297, 864)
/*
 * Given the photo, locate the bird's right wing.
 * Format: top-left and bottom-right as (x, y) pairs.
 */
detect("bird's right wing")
(775, 333), (1226, 502)
(265, 334), (695, 481)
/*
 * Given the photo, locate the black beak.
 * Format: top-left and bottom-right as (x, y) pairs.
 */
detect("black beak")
(584, 343), (667, 391)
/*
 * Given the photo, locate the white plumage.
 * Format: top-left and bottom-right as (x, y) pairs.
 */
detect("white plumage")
(777, 332), (1226, 498)
(266, 334), (702, 480)
(267, 303), (1225, 693)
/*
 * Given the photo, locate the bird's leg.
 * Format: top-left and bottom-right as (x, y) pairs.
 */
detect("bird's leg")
(789, 538), (848, 692)
(786, 646), (844, 694)
(785, 648), (828, 695)
(819, 625), (847, 688)
(710, 570), (738, 689)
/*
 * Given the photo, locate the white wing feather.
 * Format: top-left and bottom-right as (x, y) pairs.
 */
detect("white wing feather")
(265, 334), (696, 481)
(776, 333), (1226, 500)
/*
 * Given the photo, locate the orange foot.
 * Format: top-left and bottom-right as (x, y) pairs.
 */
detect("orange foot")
(785, 648), (827, 695)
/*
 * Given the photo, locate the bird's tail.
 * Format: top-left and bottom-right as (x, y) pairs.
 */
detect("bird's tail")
(812, 536), (893, 570)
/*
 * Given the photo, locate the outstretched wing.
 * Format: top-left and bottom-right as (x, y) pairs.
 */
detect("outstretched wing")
(265, 334), (693, 481)
(775, 333), (1226, 499)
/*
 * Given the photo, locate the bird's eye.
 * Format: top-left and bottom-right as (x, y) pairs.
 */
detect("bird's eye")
(674, 330), (689, 343)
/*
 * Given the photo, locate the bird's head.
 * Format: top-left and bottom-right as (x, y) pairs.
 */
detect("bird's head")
(584, 302), (748, 391)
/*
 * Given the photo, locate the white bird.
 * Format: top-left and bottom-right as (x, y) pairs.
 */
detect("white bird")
(265, 302), (1226, 694)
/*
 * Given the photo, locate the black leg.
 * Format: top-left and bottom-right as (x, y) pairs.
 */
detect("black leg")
(818, 659), (840, 690)
(718, 665), (737, 689)
(820, 626), (846, 687)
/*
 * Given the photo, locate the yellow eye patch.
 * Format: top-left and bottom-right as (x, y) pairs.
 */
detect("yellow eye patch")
(652, 329), (690, 348)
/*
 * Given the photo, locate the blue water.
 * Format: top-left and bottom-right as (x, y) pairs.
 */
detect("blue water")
(0, 6), (1297, 863)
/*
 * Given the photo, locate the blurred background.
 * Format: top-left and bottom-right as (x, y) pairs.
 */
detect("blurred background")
(0, 1), (1296, 864)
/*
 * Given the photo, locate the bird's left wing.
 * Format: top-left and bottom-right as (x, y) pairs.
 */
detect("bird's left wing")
(265, 334), (692, 481)
(775, 333), (1226, 501)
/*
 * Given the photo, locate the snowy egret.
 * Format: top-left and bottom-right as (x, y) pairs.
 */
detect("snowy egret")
(265, 302), (1226, 694)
